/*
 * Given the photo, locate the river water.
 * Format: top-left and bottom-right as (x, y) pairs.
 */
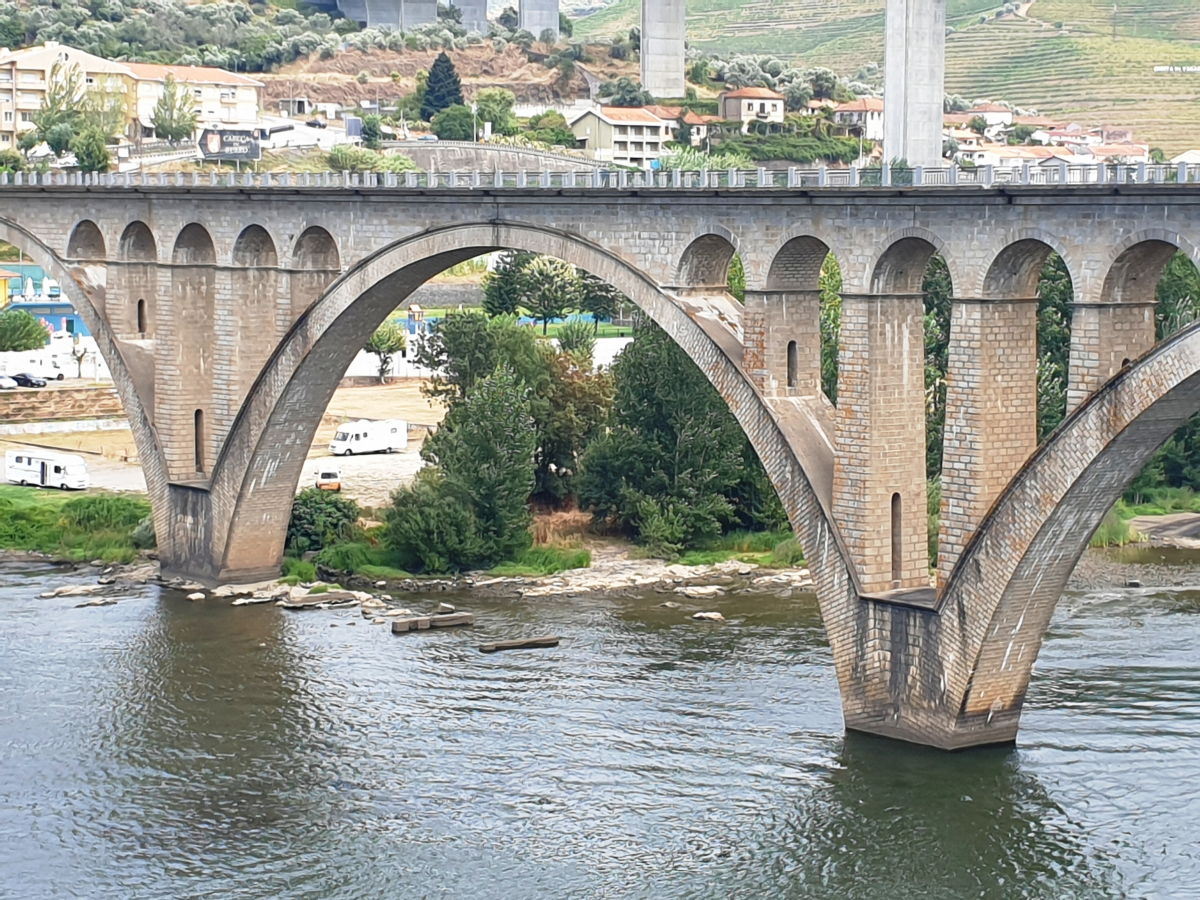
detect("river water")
(2, 560), (1199, 899)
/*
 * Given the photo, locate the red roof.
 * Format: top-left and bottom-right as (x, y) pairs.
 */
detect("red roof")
(836, 97), (884, 113)
(644, 104), (684, 120)
(721, 87), (784, 100)
(122, 62), (262, 87)
(970, 103), (1012, 113)
(595, 106), (667, 124)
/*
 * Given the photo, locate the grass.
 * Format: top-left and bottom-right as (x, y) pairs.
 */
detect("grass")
(676, 529), (800, 567)
(1117, 487), (1200, 519)
(281, 557), (317, 583)
(312, 541), (411, 579)
(0, 485), (150, 563)
(489, 544), (593, 577)
(1090, 510), (1144, 548)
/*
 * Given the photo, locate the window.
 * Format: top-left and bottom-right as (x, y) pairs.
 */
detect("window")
(85, 76), (95, 86)
(2, 112), (10, 122)
(194, 409), (205, 472)
(20, 112), (31, 122)
(0, 135), (8, 144)
(53, 465), (62, 474)
(193, 88), (202, 98)
(786, 341), (798, 388)
(891, 493), (902, 585)
(137, 299), (146, 334)
(20, 72), (38, 83)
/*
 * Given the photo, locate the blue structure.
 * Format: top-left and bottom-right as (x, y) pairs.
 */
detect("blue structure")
(5, 300), (90, 338)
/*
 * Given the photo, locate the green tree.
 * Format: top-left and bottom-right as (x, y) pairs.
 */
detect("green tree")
(967, 115), (988, 135)
(498, 6), (519, 29)
(0, 148), (26, 173)
(286, 487), (360, 554)
(365, 321), (407, 383)
(923, 256), (953, 479)
(473, 87), (519, 136)
(31, 60), (83, 147)
(71, 127), (110, 173)
(361, 113), (383, 150)
(421, 51), (464, 122)
(482, 250), (536, 316)
(415, 366), (536, 568)
(431, 104), (475, 141)
(1037, 254), (1074, 439)
(556, 319), (595, 358)
(558, 11), (574, 38)
(417, 311), (499, 403)
(0, 309), (49, 352)
(578, 270), (624, 333)
(44, 122), (76, 157)
(1156, 252), (1200, 339)
(153, 74), (199, 144)
(819, 256), (842, 402)
(577, 318), (784, 556)
(523, 256), (581, 334)
(80, 75), (127, 140)
(598, 76), (653, 107)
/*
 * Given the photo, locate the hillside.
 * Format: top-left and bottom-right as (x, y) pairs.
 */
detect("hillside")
(572, 0), (1200, 152)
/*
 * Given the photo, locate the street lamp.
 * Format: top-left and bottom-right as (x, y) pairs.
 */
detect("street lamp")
(471, 102), (478, 142)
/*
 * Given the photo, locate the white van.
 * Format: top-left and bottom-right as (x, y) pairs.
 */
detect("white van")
(5, 450), (90, 490)
(328, 419), (407, 456)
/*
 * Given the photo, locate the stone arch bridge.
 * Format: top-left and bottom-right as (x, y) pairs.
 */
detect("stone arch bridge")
(10, 176), (1200, 750)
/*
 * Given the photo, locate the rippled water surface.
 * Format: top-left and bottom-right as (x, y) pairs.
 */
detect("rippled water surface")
(3, 560), (1200, 899)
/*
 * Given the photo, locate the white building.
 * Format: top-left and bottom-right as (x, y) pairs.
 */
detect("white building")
(835, 97), (885, 142)
(717, 87), (785, 133)
(123, 63), (262, 138)
(569, 106), (670, 167)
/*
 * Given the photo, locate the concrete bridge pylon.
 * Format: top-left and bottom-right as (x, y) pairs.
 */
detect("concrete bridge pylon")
(12, 173), (1200, 749)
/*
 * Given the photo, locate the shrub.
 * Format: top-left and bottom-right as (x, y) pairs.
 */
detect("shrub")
(556, 319), (595, 358)
(769, 537), (805, 568)
(287, 488), (360, 553)
(490, 545), (591, 576)
(281, 557), (317, 582)
(131, 515), (157, 550)
(61, 495), (150, 531)
(384, 471), (485, 573)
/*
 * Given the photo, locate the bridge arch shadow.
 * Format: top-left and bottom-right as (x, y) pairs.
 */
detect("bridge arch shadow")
(201, 221), (861, 664)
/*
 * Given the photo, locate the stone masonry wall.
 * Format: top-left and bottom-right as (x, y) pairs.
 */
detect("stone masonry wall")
(0, 386), (123, 423)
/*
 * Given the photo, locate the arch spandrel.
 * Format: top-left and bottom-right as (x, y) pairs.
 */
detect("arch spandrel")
(940, 320), (1200, 740)
(210, 221), (861, 682)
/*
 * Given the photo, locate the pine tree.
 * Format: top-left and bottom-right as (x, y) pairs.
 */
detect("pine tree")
(421, 52), (464, 123)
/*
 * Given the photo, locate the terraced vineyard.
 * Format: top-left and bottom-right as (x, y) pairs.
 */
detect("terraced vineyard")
(573, 0), (1200, 151)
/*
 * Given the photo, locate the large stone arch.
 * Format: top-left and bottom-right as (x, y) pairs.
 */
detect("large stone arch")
(198, 220), (863, 689)
(766, 234), (835, 292)
(0, 217), (168, 538)
(941, 318), (1200, 744)
(232, 224), (279, 267)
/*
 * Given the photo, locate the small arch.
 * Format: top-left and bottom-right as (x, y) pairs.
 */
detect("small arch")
(136, 299), (146, 335)
(119, 221), (156, 261)
(870, 236), (939, 294)
(67, 220), (105, 259)
(676, 232), (738, 288)
(194, 409), (206, 473)
(767, 235), (833, 292)
(172, 223), (216, 266)
(786, 340), (799, 388)
(1101, 239), (1179, 306)
(982, 239), (1059, 299)
(890, 493), (902, 585)
(232, 224), (278, 267)
(292, 226), (340, 270)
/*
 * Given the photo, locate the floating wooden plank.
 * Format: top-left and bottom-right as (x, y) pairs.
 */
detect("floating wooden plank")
(479, 636), (561, 653)
(391, 612), (475, 634)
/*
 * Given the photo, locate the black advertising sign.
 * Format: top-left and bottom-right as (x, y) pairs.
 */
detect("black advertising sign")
(199, 129), (262, 161)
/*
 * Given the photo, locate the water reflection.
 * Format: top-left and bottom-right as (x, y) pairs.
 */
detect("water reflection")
(1, 563), (1197, 899)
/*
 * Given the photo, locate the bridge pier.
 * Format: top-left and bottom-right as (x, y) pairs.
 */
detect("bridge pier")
(937, 297), (1039, 583)
(834, 293), (929, 593)
(1067, 301), (1156, 412)
(742, 289), (823, 398)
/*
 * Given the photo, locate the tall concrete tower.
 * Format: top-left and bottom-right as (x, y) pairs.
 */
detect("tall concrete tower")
(883, 0), (946, 169)
(454, 0), (488, 34)
(641, 0), (687, 99)
(520, 0), (559, 41)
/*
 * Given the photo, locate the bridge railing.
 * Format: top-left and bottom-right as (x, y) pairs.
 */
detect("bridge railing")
(2, 163), (1199, 190)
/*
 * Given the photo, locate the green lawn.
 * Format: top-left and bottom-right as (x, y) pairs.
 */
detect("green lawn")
(0, 485), (151, 563)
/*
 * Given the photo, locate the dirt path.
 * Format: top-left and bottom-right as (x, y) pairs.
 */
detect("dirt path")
(1128, 513), (1200, 549)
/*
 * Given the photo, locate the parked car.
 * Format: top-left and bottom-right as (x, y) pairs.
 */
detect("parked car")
(315, 468), (342, 492)
(306, 119), (328, 129)
(0, 376), (17, 389)
(12, 373), (47, 388)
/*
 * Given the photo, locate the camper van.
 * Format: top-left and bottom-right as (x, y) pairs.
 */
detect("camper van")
(5, 450), (90, 490)
(328, 419), (407, 456)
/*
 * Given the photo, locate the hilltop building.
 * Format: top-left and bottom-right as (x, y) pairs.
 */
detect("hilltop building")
(569, 106), (669, 167)
(718, 87), (785, 132)
(835, 97), (885, 142)
(0, 42), (260, 148)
